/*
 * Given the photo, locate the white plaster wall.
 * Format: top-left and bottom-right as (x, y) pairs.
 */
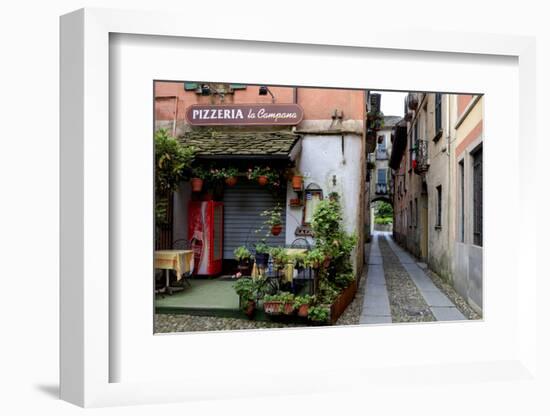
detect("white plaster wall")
(285, 134), (364, 271)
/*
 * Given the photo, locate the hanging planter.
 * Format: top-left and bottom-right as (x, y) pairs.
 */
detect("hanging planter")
(225, 176), (238, 187)
(190, 178), (203, 192)
(271, 224), (283, 236)
(257, 175), (269, 186)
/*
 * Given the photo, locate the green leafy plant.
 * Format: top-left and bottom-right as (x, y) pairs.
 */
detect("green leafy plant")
(254, 241), (270, 255)
(310, 193), (358, 300)
(154, 128), (196, 193)
(304, 249), (325, 269)
(234, 246), (252, 262)
(191, 165), (210, 180)
(367, 109), (385, 130)
(270, 247), (289, 270)
(209, 166), (239, 180)
(233, 278), (260, 310)
(260, 204), (283, 227)
(308, 305), (330, 322)
(293, 295), (313, 309)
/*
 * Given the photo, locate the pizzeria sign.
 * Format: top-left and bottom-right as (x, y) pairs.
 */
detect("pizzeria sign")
(185, 104), (304, 126)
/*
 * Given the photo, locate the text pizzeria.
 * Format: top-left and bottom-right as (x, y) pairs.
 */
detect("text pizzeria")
(191, 108), (298, 122)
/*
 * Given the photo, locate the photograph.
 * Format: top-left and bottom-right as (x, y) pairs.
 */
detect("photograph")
(152, 81), (483, 333)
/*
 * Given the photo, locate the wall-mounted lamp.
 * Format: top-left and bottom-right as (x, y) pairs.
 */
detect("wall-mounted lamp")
(258, 86), (275, 103)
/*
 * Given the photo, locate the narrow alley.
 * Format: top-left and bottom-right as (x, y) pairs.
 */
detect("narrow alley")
(360, 232), (478, 324)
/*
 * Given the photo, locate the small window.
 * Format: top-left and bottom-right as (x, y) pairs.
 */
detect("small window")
(435, 93), (442, 134)
(436, 185), (442, 228)
(377, 168), (387, 185)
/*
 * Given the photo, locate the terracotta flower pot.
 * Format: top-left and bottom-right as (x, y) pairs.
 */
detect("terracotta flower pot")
(271, 224), (283, 236)
(283, 302), (295, 315)
(297, 304), (309, 317)
(225, 176), (238, 187)
(264, 301), (282, 315)
(291, 175), (303, 190)
(257, 175), (269, 186)
(245, 300), (256, 319)
(191, 178), (203, 192)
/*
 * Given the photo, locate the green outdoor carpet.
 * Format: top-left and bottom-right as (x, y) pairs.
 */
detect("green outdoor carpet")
(155, 278), (240, 310)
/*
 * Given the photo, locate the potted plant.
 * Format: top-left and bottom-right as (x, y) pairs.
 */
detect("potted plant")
(293, 295), (313, 317)
(263, 293), (283, 315)
(222, 166), (239, 187)
(248, 166), (277, 186)
(270, 247), (289, 272)
(254, 242), (270, 269)
(190, 166), (208, 192)
(260, 204), (283, 236)
(305, 248), (325, 270)
(234, 246), (253, 276)
(291, 169), (304, 191)
(263, 292), (295, 315)
(279, 292), (295, 315)
(233, 277), (259, 319)
(308, 305), (330, 324)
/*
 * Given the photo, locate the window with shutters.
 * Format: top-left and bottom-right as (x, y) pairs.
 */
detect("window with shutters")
(472, 147), (483, 246)
(435, 93), (442, 136)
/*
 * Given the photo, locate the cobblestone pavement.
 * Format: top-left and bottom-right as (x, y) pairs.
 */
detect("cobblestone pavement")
(378, 237), (436, 323)
(335, 267), (367, 326)
(154, 314), (302, 333)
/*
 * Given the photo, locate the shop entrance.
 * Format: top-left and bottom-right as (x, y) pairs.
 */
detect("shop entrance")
(223, 181), (287, 260)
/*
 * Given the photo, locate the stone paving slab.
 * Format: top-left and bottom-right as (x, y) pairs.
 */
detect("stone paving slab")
(383, 234), (465, 322)
(360, 315), (392, 324)
(430, 307), (467, 321)
(359, 233), (392, 325)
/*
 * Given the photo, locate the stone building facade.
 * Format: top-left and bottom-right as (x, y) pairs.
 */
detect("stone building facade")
(155, 82), (367, 276)
(390, 92), (483, 313)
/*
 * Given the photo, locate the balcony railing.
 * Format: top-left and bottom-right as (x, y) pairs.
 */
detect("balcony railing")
(375, 183), (388, 195)
(413, 139), (429, 174)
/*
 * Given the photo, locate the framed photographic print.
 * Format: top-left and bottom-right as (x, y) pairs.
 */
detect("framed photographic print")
(60, 7), (537, 408)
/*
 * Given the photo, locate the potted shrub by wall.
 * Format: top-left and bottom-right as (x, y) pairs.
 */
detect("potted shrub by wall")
(234, 246), (253, 276)
(233, 277), (259, 319)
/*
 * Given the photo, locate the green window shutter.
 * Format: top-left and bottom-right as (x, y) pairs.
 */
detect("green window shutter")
(229, 84), (247, 90)
(184, 82), (199, 91)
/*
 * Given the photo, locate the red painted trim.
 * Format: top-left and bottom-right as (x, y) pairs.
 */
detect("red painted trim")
(455, 120), (483, 157)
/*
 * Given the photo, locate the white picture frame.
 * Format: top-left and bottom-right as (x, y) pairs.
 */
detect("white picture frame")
(60, 8), (538, 408)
